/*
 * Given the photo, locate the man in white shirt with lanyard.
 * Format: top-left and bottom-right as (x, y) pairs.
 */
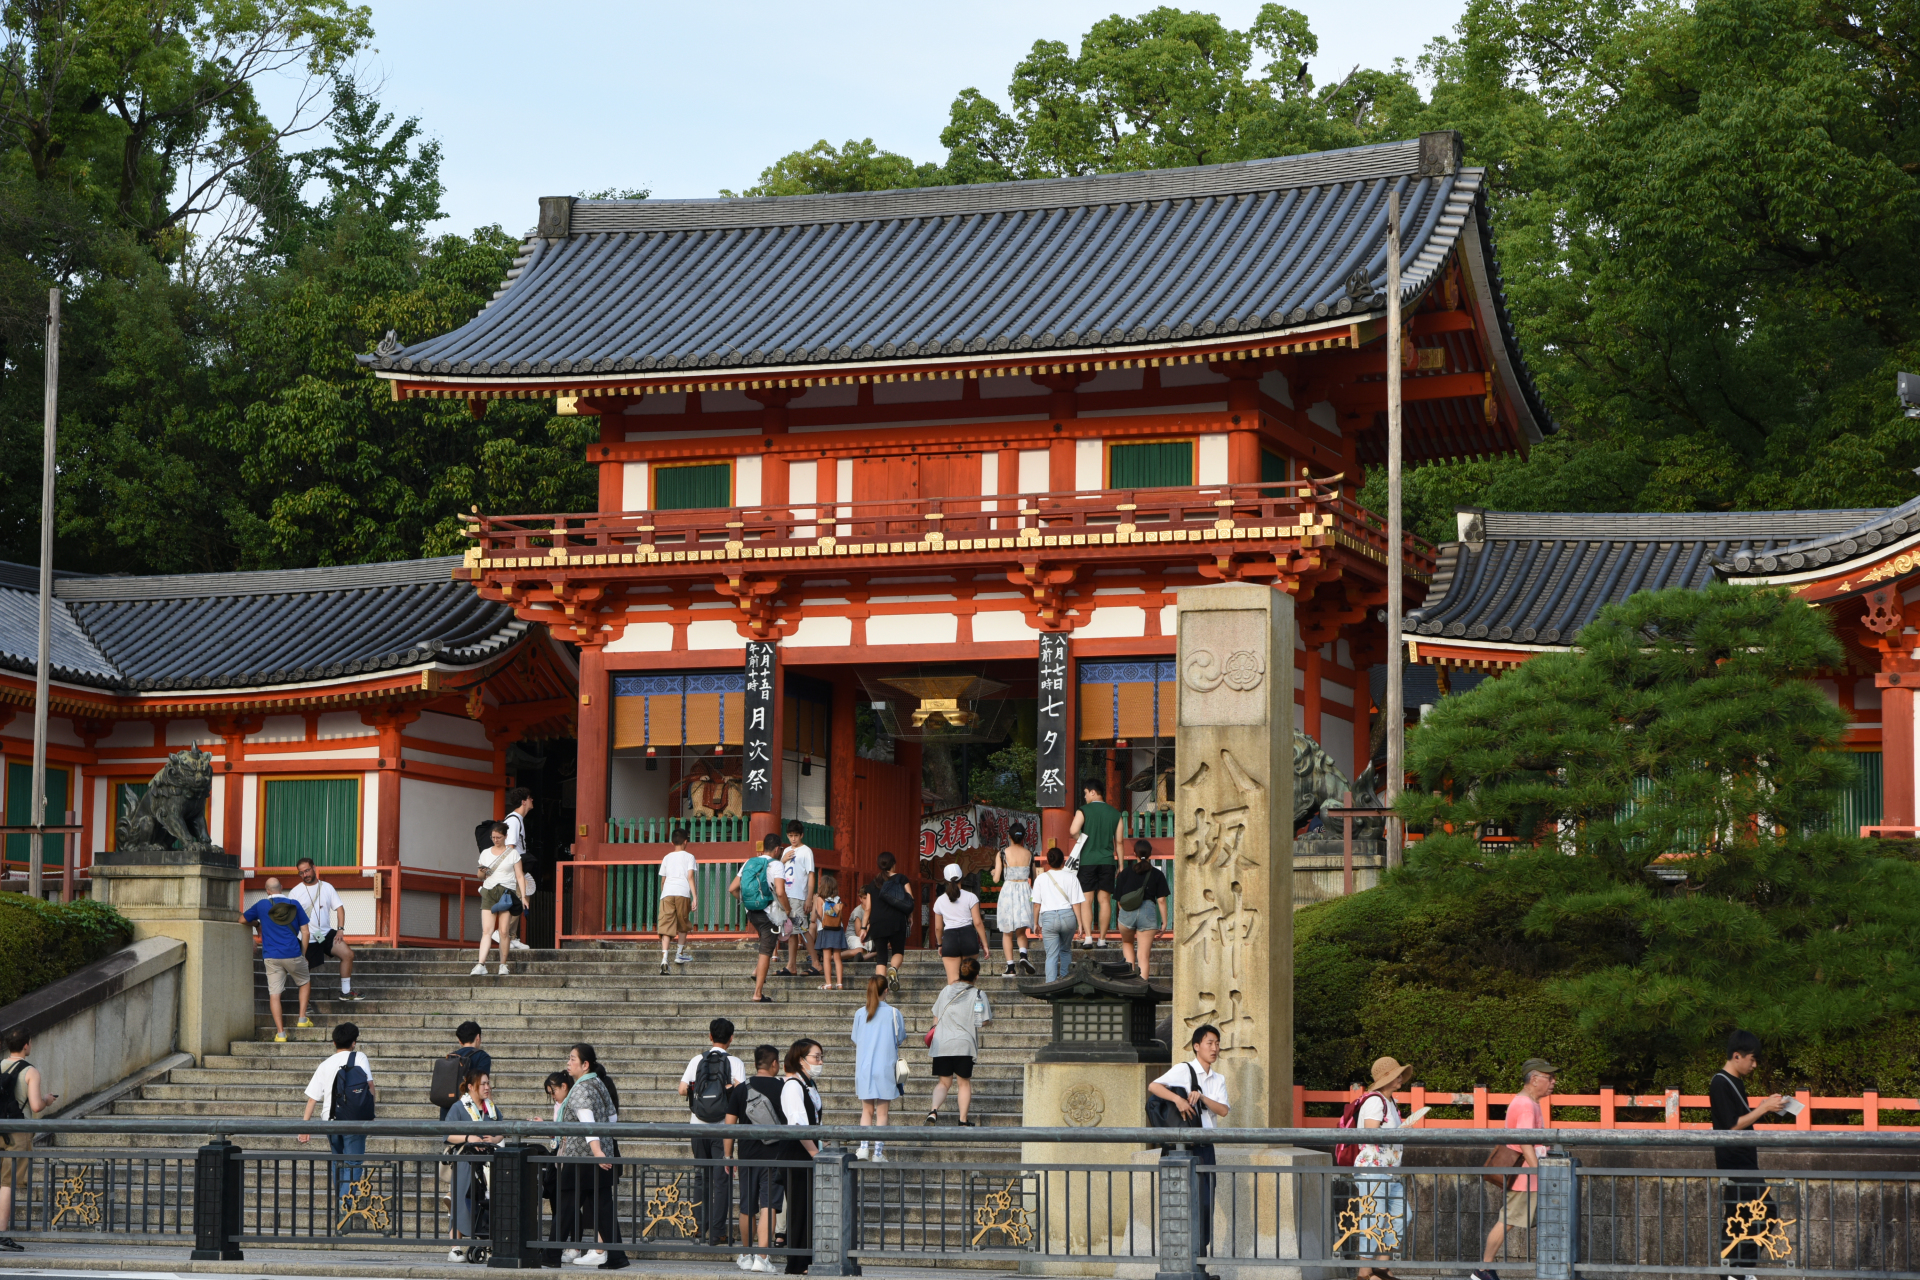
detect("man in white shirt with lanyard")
(1149, 1024), (1230, 1264)
(495, 789), (534, 953)
(292, 858), (361, 1001)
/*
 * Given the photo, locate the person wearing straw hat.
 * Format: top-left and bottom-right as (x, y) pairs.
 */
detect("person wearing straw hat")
(1471, 1058), (1557, 1280)
(1351, 1056), (1418, 1280)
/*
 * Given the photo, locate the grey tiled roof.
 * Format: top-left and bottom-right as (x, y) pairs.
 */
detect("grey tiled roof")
(366, 137), (1545, 430)
(0, 558), (524, 691)
(1406, 509), (1887, 646)
(1716, 494), (1920, 574)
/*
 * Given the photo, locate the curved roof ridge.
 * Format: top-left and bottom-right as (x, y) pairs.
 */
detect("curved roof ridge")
(569, 140), (1426, 233)
(54, 555), (468, 602)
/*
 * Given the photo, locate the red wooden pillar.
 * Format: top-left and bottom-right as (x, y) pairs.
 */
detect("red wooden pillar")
(1227, 376), (1261, 482)
(1880, 671), (1915, 830)
(596, 412), (623, 512)
(577, 646), (611, 858)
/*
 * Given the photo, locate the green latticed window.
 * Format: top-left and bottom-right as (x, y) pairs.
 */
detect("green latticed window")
(655, 463), (731, 510)
(1108, 441), (1193, 489)
(1261, 450), (1289, 483)
(5, 762), (67, 866)
(263, 778), (358, 867)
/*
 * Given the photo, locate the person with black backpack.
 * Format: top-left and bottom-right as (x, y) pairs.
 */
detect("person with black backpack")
(430, 1023), (492, 1115)
(0, 1027), (56, 1253)
(679, 1018), (746, 1247)
(864, 852), (914, 990)
(1148, 1025), (1230, 1263)
(726, 1045), (787, 1274)
(299, 1023), (377, 1203)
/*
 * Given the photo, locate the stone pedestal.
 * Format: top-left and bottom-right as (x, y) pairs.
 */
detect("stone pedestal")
(1019, 1060), (1157, 1272)
(1172, 584), (1294, 1127)
(1292, 838), (1387, 909)
(90, 851), (252, 1064)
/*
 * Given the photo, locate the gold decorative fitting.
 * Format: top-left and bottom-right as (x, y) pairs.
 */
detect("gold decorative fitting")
(1117, 523), (1137, 537)
(926, 531), (945, 544)
(1215, 519), (1236, 532)
(817, 536), (836, 549)
(548, 546), (567, 559)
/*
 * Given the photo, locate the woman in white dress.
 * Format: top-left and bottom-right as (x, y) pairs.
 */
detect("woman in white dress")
(990, 823), (1035, 978)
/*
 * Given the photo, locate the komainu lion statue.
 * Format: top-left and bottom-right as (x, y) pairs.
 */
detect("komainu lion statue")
(1293, 730), (1385, 838)
(117, 747), (219, 853)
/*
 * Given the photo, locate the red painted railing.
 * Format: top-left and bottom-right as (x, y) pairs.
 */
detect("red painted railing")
(464, 478), (1437, 577)
(1293, 1084), (1920, 1131)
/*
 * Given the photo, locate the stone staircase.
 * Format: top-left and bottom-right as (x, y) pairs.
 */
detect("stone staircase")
(63, 944), (1066, 1157)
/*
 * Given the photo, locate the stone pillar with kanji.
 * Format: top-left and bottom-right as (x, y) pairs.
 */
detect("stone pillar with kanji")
(1172, 582), (1295, 1128)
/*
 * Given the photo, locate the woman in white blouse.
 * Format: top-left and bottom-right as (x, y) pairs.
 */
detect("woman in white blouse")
(930, 864), (989, 984)
(1030, 846), (1090, 981)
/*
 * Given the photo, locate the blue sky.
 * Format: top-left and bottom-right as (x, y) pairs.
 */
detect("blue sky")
(331, 1), (1466, 235)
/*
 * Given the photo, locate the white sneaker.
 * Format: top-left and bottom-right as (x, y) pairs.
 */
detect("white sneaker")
(736, 1254), (755, 1272)
(450, 1247), (467, 1261)
(855, 1143), (870, 1161)
(561, 1250), (581, 1263)
(511, 939), (531, 951)
(469, 963), (487, 976)
(572, 1250), (608, 1267)
(752, 1257), (776, 1273)
(675, 951), (694, 963)
(497, 963), (510, 975)
(873, 1145), (887, 1163)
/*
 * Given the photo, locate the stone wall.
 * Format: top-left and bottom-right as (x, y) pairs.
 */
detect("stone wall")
(0, 937), (184, 1113)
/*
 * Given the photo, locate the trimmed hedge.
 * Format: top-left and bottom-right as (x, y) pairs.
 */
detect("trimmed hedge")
(0, 894), (134, 1010)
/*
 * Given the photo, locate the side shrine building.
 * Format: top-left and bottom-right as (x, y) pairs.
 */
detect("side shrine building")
(368, 132), (1551, 916)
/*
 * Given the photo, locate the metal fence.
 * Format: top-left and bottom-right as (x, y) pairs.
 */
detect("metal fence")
(6, 1119), (1920, 1277)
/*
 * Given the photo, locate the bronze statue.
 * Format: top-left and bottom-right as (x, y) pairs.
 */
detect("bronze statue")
(116, 747), (220, 853)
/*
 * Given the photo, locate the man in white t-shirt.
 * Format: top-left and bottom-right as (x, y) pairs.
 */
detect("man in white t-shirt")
(780, 821), (819, 977)
(297, 1022), (378, 1199)
(292, 858), (361, 1001)
(677, 1017), (746, 1246)
(657, 828), (698, 974)
(1149, 1025), (1230, 1260)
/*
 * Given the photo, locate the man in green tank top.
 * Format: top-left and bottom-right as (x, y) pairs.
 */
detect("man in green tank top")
(1069, 780), (1126, 947)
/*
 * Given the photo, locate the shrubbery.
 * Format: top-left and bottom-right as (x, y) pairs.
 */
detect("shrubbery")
(1295, 584), (1920, 1108)
(0, 895), (134, 1010)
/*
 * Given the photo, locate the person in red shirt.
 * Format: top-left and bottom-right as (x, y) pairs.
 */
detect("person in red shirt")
(1470, 1058), (1556, 1280)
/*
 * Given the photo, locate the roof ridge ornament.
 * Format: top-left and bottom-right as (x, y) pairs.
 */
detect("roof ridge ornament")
(1345, 268), (1377, 307)
(375, 330), (399, 358)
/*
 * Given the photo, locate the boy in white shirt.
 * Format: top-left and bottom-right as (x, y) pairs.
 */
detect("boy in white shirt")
(473, 821), (529, 976)
(779, 821), (819, 978)
(297, 1022), (377, 1200)
(1149, 1025), (1230, 1260)
(657, 828), (698, 974)
(494, 788), (535, 953)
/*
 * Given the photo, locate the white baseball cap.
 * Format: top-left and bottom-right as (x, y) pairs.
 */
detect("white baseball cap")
(943, 863), (963, 881)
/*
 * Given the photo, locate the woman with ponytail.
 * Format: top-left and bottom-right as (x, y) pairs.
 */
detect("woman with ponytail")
(849, 975), (904, 1163)
(929, 863), (987, 985)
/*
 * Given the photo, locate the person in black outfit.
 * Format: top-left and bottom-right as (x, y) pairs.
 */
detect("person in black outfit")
(778, 1040), (824, 1275)
(726, 1044), (788, 1273)
(865, 852), (912, 988)
(1711, 1029), (1787, 1280)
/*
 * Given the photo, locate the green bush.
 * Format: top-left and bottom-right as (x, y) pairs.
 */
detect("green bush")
(0, 895), (134, 1010)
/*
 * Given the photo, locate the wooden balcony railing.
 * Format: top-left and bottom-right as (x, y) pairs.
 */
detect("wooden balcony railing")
(463, 478), (1436, 578)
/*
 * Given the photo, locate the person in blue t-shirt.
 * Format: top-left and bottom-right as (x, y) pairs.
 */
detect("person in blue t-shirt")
(244, 877), (312, 1042)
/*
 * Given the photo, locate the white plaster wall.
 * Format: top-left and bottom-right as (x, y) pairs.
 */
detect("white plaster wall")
(868, 613), (957, 645)
(338, 886), (377, 936)
(253, 715), (307, 744)
(973, 611), (1035, 642)
(210, 776), (228, 851)
(1198, 434), (1230, 484)
(318, 712), (369, 740)
(1162, 363), (1226, 387)
(1260, 369), (1293, 407)
(1307, 402), (1339, 436)
(263, 748), (376, 761)
(90, 722), (151, 749)
(1075, 439), (1103, 489)
(43, 719), (82, 747)
(789, 459), (818, 536)
(874, 380), (962, 404)
(687, 620), (746, 650)
(1018, 449), (1049, 495)
(411, 711), (490, 750)
(606, 622), (674, 653)
(836, 459), (853, 532)
(1160, 604), (1177, 635)
(399, 889), (442, 941)
(399, 776), (491, 873)
(980, 451), (999, 509)
(403, 746), (488, 773)
(1073, 606), (1147, 638)
(622, 462), (649, 511)
(736, 454), (762, 505)
(165, 719), (211, 745)
(786, 616), (853, 647)
(239, 776), (259, 864)
(361, 774), (380, 867)
(1320, 715), (1355, 777)
(981, 375), (1038, 399)
(1321, 678), (1354, 707)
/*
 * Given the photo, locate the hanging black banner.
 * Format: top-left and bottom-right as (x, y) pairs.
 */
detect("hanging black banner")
(743, 641), (776, 812)
(1036, 632), (1069, 809)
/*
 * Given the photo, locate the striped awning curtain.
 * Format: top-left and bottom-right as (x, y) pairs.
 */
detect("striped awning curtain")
(1077, 661), (1177, 741)
(612, 673), (746, 748)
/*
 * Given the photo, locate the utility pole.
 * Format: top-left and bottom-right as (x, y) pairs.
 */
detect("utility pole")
(1384, 192), (1405, 867)
(30, 287), (57, 902)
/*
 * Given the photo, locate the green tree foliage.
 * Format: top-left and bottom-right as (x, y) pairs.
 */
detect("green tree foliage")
(969, 739), (1039, 812)
(0, 5), (597, 571)
(1300, 583), (1920, 1091)
(724, 139), (946, 197)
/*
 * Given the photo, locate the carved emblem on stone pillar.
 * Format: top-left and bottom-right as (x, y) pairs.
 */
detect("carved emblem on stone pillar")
(1061, 1084), (1105, 1127)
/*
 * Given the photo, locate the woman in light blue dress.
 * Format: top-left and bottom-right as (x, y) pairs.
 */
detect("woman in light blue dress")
(850, 974), (907, 1162)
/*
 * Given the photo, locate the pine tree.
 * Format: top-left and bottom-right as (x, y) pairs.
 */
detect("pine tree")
(1398, 583), (1920, 1067)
